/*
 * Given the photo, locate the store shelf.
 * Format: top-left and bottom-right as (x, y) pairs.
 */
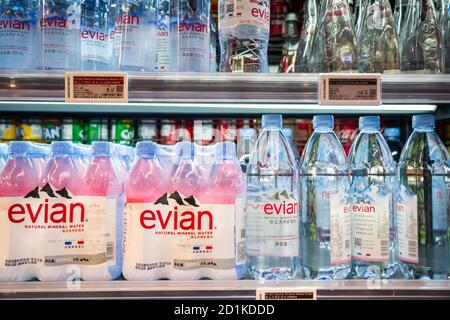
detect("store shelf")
(1, 280), (449, 300)
(0, 72), (449, 105)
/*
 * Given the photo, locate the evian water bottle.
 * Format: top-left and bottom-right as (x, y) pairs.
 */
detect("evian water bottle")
(170, 0), (211, 72)
(218, 0), (270, 72)
(155, 0), (171, 71)
(301, 115), (351, 280)
(246, 114), (300, 280)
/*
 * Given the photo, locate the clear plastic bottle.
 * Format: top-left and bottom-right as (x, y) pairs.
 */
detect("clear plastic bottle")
(295, 0), (317, 73)
(245, 114), (300, 280)
(397, 115), (450, 279)
(354, 0), (368, 38)
(155, 0), (171, 71)
(383, 127), (404, 163)
(37, 0), (81, 70)
(170, 0), (210, 72)
(0, 0), (37, 70)
(210, 16), (218, 72)
(393, 0), (409, 36)
(218, 0), (270, 72)
(358, 0), (400, 73)
(301, 115), (352, 280)
(237, 128), (257, 174)
(348, 116), (398, 279)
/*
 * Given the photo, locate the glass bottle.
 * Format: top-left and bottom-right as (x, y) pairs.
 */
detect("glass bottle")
(295, 0), (318, 73)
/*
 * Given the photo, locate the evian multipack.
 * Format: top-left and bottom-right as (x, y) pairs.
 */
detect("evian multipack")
(123, 141), (246, 280)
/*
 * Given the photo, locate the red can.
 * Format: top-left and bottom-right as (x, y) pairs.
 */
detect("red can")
(335, 118), (359, 156)
(270, 0), (287, 37)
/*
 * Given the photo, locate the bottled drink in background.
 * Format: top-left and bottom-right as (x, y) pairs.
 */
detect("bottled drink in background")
(394, 0), (409, 36)
(218, 0), (270, 72)
(400, 0), (444, 73)
(397, 115), (450, 279)
(301, 115), (351, 280)
(443, 0), (450, 73)
(279, 13), (299, 73)
(155, 0), (171, 71)
(310, 0), (358, 72)
(114, 0), (156, 71)
(170, 0), (210, 72)
(0, 1), (37, 70)
(37, 0), (81, 70)
(281, 127), (300, 166)
(358, 0), (400, 73)
(237, 128), (257, 174)
(354, 0), (368, 38)
(349, 116), (398, 279)
(295, 0), (317, 73)
(435, 0), (448, 22)
(246, 114), (300, 280)
(81, 0), (113, 70)
(383, 127), (403, 163)
(210, 16), (218, 72)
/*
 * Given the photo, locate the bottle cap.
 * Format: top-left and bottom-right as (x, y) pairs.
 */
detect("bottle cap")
(8, 141), (30, 157)
(179, 141), (195, 159)
(0, 143), (9, 155)
(239, 128), (257, 139)
(136, 142), (157, 158)
(72, 144), (91, 157)
(216, 141), (237, 160)
(413, 115), (435, 130)
(281, 128), (294, 142)
(51, 141), (73, 156)
(313, 115), (334, 131)
(92, 141), (112, 156)
(285, 13), (298, 22)
(359, 116), (380, 132)
(28, 143), (51, 157)
(384, 127), (401, 138)
(262, 114), (283, 129)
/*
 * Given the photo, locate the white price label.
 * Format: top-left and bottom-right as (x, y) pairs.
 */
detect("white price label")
(256, 288), (317, 300)
(65, 72), (128, 103)
(319, 73), (381, 106)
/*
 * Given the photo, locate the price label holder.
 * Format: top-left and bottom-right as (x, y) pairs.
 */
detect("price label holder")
(318, 73), (381, 106)
(65, 72), (128, 103)
(256, 287), (317, 300)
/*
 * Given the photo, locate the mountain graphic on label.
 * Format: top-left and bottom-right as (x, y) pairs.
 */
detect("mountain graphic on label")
(269, 191), (292, 201)
(24, 184), (73, 199)
(154, 191), (199, 207)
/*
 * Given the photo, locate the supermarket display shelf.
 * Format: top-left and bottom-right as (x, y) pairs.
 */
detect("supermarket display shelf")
(0, 72), (450, 105)
(1, 280), (449, 300)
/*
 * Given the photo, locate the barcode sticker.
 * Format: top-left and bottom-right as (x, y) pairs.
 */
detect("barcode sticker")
(319, 73), (381, 106)
(106, 241), (115, 261)
(65, 72), (128, 103)
(256, 288), (317, 300)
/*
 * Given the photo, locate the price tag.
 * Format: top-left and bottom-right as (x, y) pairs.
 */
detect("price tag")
(319, 73), (381, 106)
(256, 288), (317, 300)
(65, 72), (128, 103)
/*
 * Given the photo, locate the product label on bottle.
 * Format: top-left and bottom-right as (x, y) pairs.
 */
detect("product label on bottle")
(155, 1), (170, 71)
(0, 13), (36, 69)
(235, 197), (246, 266)
(397, 192), (418, 263)
(432, 178), (449, 231)
(219, 0), (270, 37)
(245, 198), (299, 257)
(329, 193), (351, 264)
(80, 25), (113, 70)
(351, 193), (390, 262)
(0, 188), (117, 268)
(124, 196), (238, 273)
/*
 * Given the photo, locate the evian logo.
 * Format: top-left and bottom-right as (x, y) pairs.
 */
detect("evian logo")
(139, 191), (213, 231)
(248, 190), (300, 215)
(179, 20), (208, 34)
(40, 16), (68, 28)
(81, 29), (108, 42)
(352, 203), (375, 213)
(7, 183), (86, 224)
(0, 19), (31, 31)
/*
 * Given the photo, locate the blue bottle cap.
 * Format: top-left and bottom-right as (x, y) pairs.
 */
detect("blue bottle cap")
(28, 143), (51, 158)
(384, 127), (401, 138)
(179, 141), (195, 159)
(216, 141), (237, 160)
(281, 128), (294, 141)
(92, 141), (112, 156)
(262, 114), (283, 129)
(359, 116), (380, 132)
(51, 141), (73, 156)
(412, 115), (435, 130)
(9, 141), (31, 157)
(136, 142), (157, 158)
(313, 115), (334, 131)
(0, 143), (8, 155)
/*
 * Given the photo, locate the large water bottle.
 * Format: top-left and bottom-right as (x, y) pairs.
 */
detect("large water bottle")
(397, 115), (450, 279)
(218, 0), (270, 72)
(348, 116), (398, 279)
(169, 0), (210, 72)
(0, 1), (37, 70)
(301, 115), (352, 280)
(245, 114), (300, 280)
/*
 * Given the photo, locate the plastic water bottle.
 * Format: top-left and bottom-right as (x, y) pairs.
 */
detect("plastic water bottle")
(0, 143), (8, 172)
(27, 143), (50, 185)
(383, 127), (403, 163)
(281, 128), (300, 166)
(170, 0), (211, 72)
(237, 128), (257, 174)
(301, 115), (352, 280)
(80, 0), (113, 70)
(84, 141), (123, 280)
(114, 0), (156, 71)
(218, 0), (270, 72)
(0, 0), (37, 70)
(72, 143), (91, 177)
(155, 0), (171, 71)
(397, 115), (450, 279)
(246, 114), (300, 280)
(37, 0), (81, 70)
(348, 116), (398, 279)
(0, 141), (39, 281)
(210, 16), (218, 72)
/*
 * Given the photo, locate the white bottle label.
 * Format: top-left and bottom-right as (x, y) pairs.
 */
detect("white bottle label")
(245, 199), (299, 257)
(351, 193), (390, 262)
(0, 192), (117, 268)
(80, 26), (113, 70)
(432, 178), (449, 231)
(124, 201), (237, 273)
(397, 192), (419, 263)
(330, 193), (351, 264)
(220, 0), (270, 37)
(155, 8), (170, 72)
